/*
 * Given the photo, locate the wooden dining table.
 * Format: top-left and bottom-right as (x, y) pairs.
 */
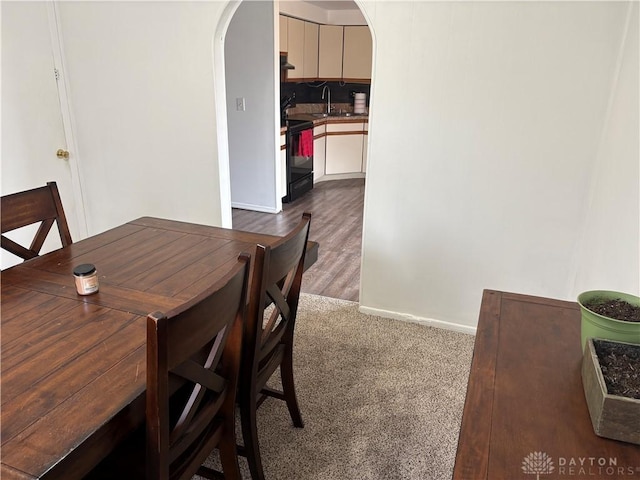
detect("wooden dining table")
(0, 216), (318, 480)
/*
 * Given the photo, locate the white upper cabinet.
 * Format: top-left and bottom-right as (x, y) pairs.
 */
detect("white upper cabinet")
(303, 22), (319, 79)
(280, 16), (371, 83)
(279, 15), (288, 52)
(287, 17), (305, 79)
(318, 25), (343, 80)
(342, 26), (372, 81)
(287, 17), (318, 81)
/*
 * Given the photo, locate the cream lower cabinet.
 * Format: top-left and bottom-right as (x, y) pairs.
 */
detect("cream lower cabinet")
(362, 123), (368, 173)
(313, 123), (326, 181)
(280, 132), (287, 199)
(325, 122), (365, 175)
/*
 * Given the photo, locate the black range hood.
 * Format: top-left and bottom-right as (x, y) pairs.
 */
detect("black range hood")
(280, 54), (295, 70)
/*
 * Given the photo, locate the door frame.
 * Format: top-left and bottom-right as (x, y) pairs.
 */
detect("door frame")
(212, 0), (241, 228)
(47, 0), (88, 238)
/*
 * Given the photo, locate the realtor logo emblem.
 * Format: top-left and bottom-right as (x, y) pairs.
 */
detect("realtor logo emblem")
(522, 451), (555, 479)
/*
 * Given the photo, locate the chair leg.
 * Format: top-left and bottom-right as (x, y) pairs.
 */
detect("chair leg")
(240, 398), (266, 480)
(218, 417), (242, 480)
(280, 344), (304, 428)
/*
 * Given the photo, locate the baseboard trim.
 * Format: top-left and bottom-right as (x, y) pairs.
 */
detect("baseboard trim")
(358, 305), (477, 336)
(315, 173), (365, 183)
(231, 202), (279, 214)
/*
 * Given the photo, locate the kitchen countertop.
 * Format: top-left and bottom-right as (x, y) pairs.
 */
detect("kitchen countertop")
(281, 113), (369, 133)
(288, 113), (369, 123)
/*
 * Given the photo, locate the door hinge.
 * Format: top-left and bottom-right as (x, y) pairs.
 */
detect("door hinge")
(54, 68), (60, 81)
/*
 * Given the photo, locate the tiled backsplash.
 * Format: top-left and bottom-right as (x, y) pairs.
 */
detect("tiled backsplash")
(281, 81), (370, 108)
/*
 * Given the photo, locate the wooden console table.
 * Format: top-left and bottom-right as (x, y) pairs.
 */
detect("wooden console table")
(453, 290), (640, 480)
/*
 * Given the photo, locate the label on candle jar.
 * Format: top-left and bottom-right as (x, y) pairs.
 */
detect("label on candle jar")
(73, 264), (99, 295)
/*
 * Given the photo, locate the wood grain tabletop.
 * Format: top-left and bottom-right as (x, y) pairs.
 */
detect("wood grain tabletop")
(0, 217), (318, 480)
(453, 290), (640, 480)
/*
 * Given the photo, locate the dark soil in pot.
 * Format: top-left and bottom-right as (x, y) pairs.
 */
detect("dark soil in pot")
(593, 339), (640, 399)
(584, 298), (640, 322)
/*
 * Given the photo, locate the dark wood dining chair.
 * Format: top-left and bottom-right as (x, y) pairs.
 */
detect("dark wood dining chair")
(86, 253), (251, 480)
(238, 212), (312, 480)
(1, 181), (73, 261)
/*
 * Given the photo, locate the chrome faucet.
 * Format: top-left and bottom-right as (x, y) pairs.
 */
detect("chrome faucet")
(321, 85), (331, 115)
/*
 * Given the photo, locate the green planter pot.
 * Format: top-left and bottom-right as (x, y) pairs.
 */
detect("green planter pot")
(578, 290), (640, 351)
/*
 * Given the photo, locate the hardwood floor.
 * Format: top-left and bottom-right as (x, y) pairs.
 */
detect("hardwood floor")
(232, 178), (365, 302)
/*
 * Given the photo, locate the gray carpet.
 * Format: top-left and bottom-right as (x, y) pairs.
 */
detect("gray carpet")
(201, 293), (475, 480)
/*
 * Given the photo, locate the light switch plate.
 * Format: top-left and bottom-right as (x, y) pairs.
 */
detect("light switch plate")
(236, 97), (246, 111)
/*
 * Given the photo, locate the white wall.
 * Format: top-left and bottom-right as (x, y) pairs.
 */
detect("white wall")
(226, 0), (280, 213)
(1, 2), (81, 269)
(279, 0), (328, 24)
(279, 1), (365, 25)
(57, 1), (227, 235)
(3, 1), (637, 333)
(572, 3), (639, 296)
(358, 1), (638, 330)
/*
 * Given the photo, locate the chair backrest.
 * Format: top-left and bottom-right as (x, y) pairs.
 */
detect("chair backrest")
(1, 181), (73, 260)
(243, 212), (311, 393)
(146, 253), (250, 480)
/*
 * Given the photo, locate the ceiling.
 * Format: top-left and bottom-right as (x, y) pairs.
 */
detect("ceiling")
(302, 0), (359, 11)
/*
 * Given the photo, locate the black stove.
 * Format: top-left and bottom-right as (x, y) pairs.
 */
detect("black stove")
(282, 119), (314, 203)
(285, 118), (314, 131)
(281, 117), (313, 129)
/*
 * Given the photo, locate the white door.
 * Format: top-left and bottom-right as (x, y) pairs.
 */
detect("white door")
(1, 1), (85, 268)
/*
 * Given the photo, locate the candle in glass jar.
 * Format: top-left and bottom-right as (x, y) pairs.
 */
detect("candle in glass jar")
(73, 264), (99, 295)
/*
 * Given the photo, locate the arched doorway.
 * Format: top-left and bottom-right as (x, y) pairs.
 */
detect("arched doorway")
(213, 0), (374, 302)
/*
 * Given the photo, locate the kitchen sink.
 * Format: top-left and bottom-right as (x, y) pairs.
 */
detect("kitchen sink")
(310, 112), (357, 118)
